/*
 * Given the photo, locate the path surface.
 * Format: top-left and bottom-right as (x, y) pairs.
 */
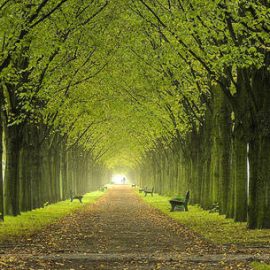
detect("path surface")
(0, 186), (255, 269)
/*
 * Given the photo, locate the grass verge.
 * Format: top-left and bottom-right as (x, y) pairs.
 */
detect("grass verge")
(138, 191), (270, 246)
(0, 191), (105, 241)
(251, 262), (270, 270)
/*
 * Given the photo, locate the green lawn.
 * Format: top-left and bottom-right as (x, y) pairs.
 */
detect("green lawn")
(0, 191), (104, 241)
(139, 192), (270, 269)
(138, 192), (270, 245)
(251, 262), (270, 270)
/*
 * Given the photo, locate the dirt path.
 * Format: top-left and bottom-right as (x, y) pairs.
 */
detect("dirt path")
(0, 186), (255, 269)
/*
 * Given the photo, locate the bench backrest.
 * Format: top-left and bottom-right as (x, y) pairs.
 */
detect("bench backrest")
(185, 191), (190, 204)
(143, 187), (154, 193)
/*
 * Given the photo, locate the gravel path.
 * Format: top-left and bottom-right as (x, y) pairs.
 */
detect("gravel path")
(0, 186), (253, 269)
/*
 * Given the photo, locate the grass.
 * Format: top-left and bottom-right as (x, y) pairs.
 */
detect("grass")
(251, 262), (270, 270)
(0, 191), (105, 241)
(138, 191), (270, 246)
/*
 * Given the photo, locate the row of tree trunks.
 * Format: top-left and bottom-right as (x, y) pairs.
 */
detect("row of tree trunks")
(134, 45), (270, 230)
(135, 88), (251, 224)
(247, 58), (270, 229)
(137, 61), (270, 230)
(1, 122), (108, 217)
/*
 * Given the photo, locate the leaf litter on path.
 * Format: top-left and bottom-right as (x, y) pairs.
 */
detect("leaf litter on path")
(0, 186), (261, 269)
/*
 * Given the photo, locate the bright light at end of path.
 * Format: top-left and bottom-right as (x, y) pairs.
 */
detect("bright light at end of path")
(112, 174), (127, 184)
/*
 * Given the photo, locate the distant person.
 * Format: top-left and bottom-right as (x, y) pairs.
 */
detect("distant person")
(122, 177), (126, 184)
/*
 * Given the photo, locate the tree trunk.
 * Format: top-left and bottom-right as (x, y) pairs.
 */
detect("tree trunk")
(247, 60), (270, 229)
(4, 125), (22, 216)
(232, 133), (247, 222)
(0, 92), (4, 220)
(248, 136), (270, 229)
(19, 143), (32, 212)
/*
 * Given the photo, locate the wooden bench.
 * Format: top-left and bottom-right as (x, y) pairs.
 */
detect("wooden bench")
(169, 191), (190, 212)
(99, 186), (108, 192)
(144, 187), (154, 197)
(70, 190), (83, 203)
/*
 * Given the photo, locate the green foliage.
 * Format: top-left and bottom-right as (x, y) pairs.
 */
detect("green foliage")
(0, 191), (104, 241)
(0, 0), (209, 169)
(1, 0), (270, 171)
(139, 192), (270, 245)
